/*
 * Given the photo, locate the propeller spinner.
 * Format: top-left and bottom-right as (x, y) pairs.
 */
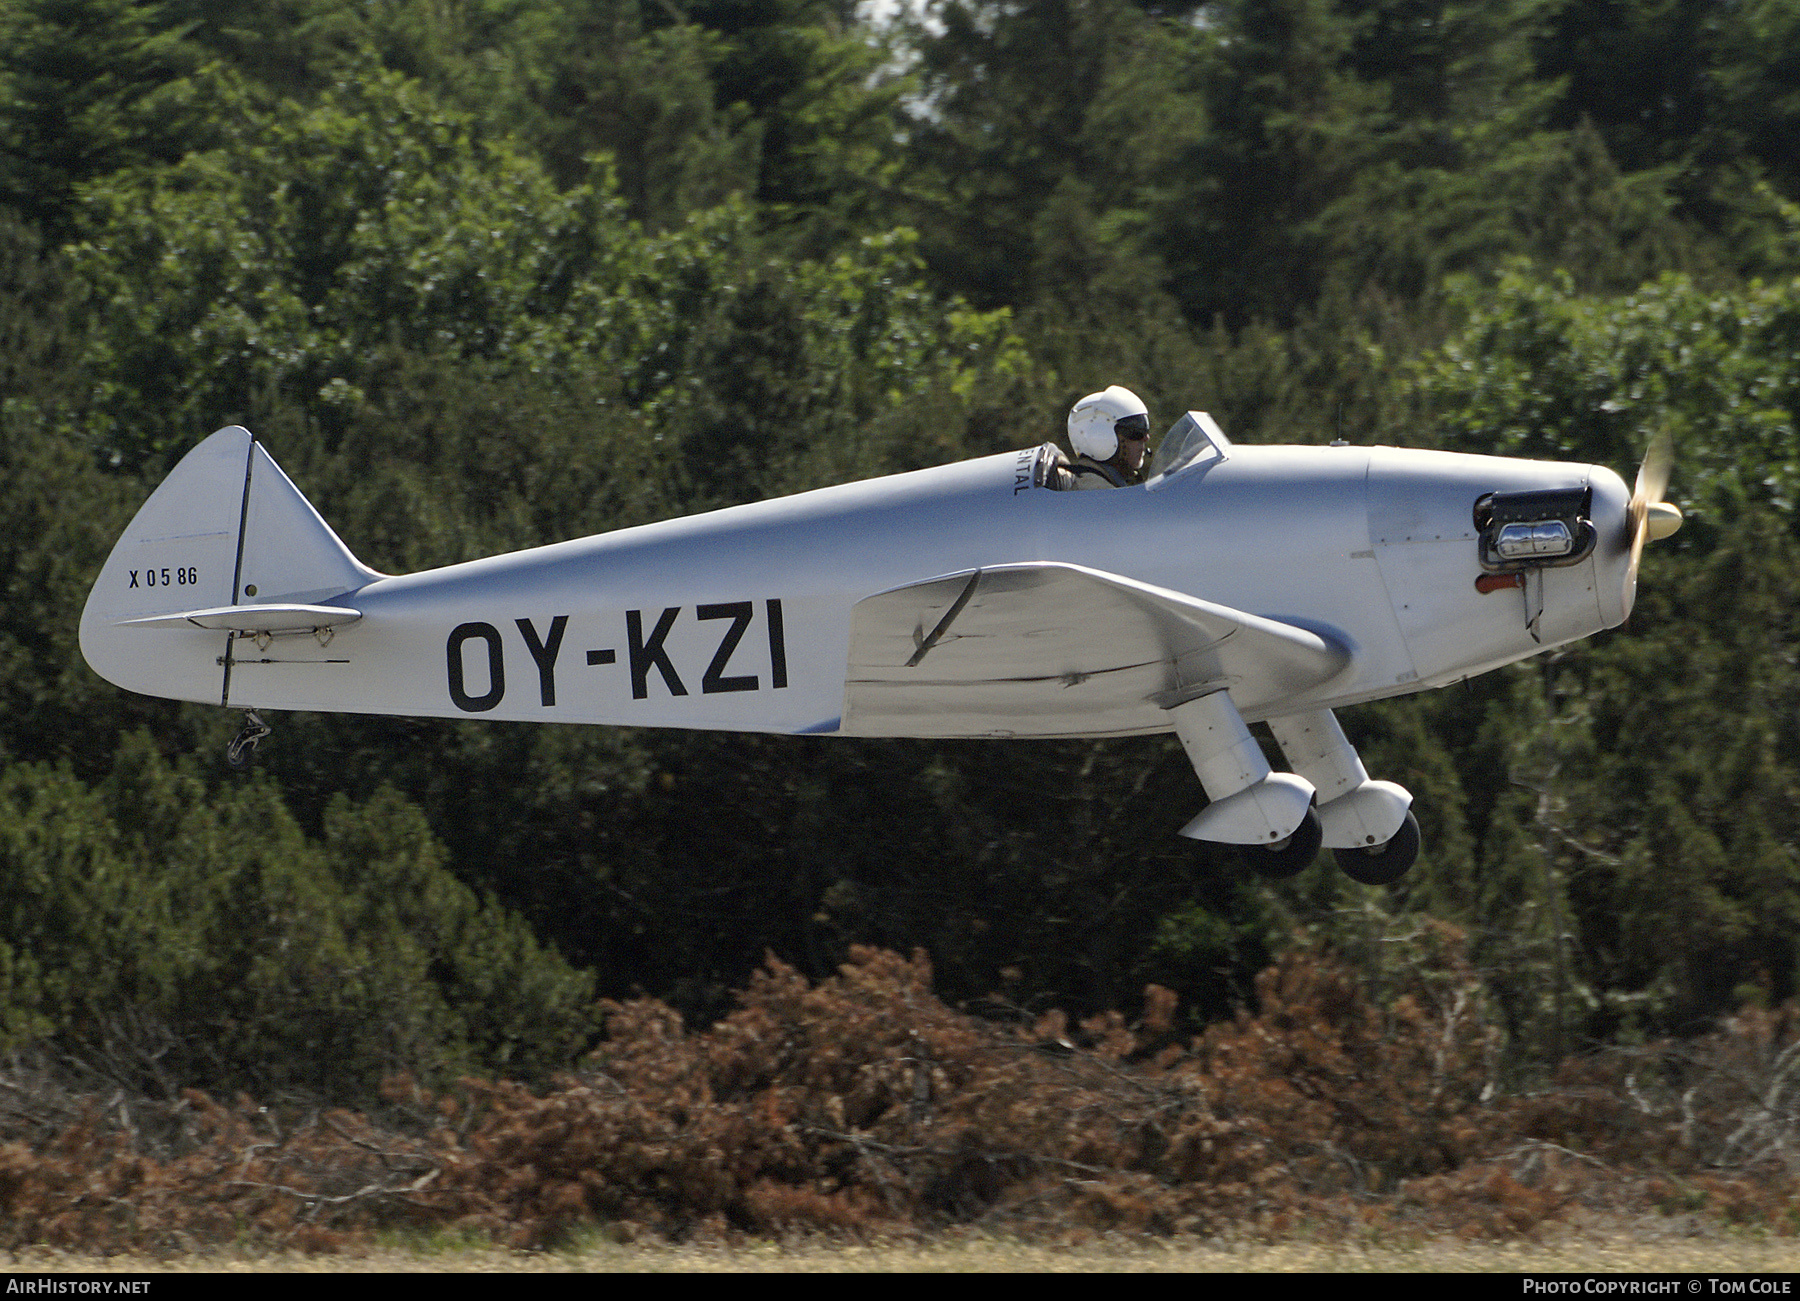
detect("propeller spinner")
(1622, 428), (1682, 616)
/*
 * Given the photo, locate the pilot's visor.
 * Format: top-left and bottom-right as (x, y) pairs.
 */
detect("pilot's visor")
(1115, 414), (1150, 441)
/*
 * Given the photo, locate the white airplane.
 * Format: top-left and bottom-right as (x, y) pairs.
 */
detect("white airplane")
(79, 414), (1680, 886)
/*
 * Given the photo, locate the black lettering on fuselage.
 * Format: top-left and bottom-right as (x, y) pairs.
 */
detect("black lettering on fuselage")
(1013, 447), (1036, 495)
(767, 598), (788, 689)
(626, 607), (687, 699)
(515, 615), (568, 706)
(448, 602), (788, 710)
(447, 622), (505, 712)
(697, 602), (757, 693)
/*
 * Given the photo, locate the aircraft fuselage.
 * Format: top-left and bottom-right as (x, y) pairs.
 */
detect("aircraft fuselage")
(82, 437), (1629, 737)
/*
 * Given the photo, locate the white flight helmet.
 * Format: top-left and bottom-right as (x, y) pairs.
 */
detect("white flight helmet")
(1068, 385), (1150, 460)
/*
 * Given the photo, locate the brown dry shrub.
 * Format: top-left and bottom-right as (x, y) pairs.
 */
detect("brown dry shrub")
(1175, 920), (1500, 1194)
(0, 1086), (445, 1254)
(9, 934), (1800, 1251)
(421, 934), (1509, 1241)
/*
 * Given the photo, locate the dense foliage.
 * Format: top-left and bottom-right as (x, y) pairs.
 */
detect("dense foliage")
(0, 0), (1796, 1131)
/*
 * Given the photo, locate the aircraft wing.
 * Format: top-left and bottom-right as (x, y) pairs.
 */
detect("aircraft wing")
(842, 562), (1350, 737)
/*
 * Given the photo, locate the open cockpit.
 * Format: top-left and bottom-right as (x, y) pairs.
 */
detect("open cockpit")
(1032, 410), (1233, 492)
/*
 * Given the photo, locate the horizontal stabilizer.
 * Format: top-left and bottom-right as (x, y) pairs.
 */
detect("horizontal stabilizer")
(118, 604), (363, 633)
(843, 562), (1351, 737)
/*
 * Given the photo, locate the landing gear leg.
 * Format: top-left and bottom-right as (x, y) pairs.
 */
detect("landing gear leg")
(226, 710), (271, 770)
(1168, 691), (1319, 877)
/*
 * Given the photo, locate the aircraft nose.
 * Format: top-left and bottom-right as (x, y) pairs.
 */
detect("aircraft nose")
(1588, 463), (1635, 627)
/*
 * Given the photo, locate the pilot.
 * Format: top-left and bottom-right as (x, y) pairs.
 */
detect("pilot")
(1059, 385), (1152, 489)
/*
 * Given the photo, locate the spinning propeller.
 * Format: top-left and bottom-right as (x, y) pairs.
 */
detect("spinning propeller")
(1622, 428), (1682, 616)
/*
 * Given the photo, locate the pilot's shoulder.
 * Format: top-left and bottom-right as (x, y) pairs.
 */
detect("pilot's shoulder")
(1071, 456), (1125, 489)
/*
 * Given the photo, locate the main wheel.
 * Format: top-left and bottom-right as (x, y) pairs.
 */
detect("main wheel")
(1242, 808), (1322, 880)
(1334, 811), (1420, 885)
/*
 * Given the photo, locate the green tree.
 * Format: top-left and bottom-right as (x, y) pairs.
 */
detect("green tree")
(0, 0), (206, 240)
(0, 211), (175, 778)
(1536, 0), (1800, 278)
(896, 0), (1210, 314)
(531, 2), (760, 225)
(1392, 266), (1800, 1043)
(68, 67), (633, 470)
(1404, 268), (1800, 511)
(0, 733), (598, 1099)
(678, 0), (907, 235)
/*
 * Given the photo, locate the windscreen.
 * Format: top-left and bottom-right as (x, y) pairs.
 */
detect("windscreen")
(1144, 411), (1230, 489)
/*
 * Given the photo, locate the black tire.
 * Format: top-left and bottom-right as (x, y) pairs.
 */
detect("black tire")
(1334, 811), (1421, 885)
(226, 739), (256, 770)
(1242, 807), (1322, 880)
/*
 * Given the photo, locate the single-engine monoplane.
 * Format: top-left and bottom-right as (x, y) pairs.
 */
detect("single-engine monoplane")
(80, 414), (1680, 884)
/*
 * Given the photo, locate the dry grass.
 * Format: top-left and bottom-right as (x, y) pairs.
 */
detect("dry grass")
(13, 1232), (1800, 1273)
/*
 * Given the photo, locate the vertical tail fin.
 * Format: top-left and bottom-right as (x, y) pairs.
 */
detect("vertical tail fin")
(80, 427), (381, 704)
